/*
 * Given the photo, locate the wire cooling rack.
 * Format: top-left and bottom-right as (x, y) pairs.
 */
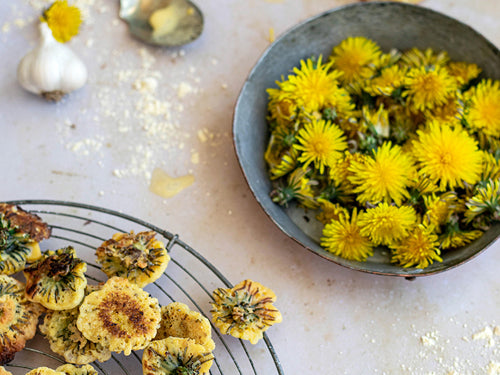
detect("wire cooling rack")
(5, 200), (284, 375)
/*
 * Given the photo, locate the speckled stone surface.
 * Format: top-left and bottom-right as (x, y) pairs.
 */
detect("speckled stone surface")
(1, 0), (500, 374)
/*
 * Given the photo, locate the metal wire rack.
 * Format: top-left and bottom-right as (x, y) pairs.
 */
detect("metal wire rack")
(5, 200), (284, 375)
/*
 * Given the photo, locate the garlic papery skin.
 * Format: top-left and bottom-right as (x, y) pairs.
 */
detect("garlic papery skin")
(17, 22), (87, 101)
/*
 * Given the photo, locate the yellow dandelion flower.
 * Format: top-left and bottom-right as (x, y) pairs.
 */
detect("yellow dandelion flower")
(329, 151), (368, 193)
(390, 225), (442, 269)
(348, 142), (414, 205)
(479, 151), (500, 182)
(447, 61), (481, 87)
(42, 0), (82, 43)
(274, 56), (343, 113)
(463, 79), (500, 138)
(293, 118), (347, 174)
(330, 36), (381, 85)
(270, 168), (318, 209)
(403, 66), (458, 113)
(400, 48), (449, 69)
(465, 179), (500, 223)
(359, 203), (417, 246)
(411, 121), (482, 190)
(423, 192), (457, 230)
(425, 96), (463, 126)
(440, 229), (483, 250)
(267, 90), (298, 126)
(320, 209), (374, 262)
(361, 105), (390, 138)
(365, 65), (407, 96)
(316, 199), (349, 225)
(269, 147), (299, 179)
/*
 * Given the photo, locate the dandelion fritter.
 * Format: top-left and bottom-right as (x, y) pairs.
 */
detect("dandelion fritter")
(0, 366), (13, 375)
(77, 277), (161, 355)
(0, 203), (51, 275)
(56, 364), (98, 375)
(155, 302), (215, 352)
(210, 279), (282, 344)
(24, 246), (87, 310)
(40, 285), (111, 365)
(0, 275), (43, 364)
(142, 337), (214, 375)
(96, 230), (170, 288)
(25, 368), (64, 375)
(265, 35), (500, 269)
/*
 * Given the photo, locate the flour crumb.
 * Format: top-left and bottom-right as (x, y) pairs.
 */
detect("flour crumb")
(2, 22), (10, 33)
(472, 326), (495, 347)
(177, 82), (193, 98)
(494, 326), (500, 336)
(421, 331), (439, 347)
(191, 151), (199, 164)
(488, 362), (500, 375)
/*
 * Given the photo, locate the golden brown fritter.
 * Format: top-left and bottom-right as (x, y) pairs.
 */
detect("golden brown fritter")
(155, 302), (215, 351)
(0, 204), (51, 243)
(0, 203), (51, 275)
(0, 366), (13, 375)
(96, 231), (170, 288)
(77, 277), (161, 355)
(25, 368), (64, 375)
(39, 285), (111, 364)
(211, 279), (282, 344)
(0, 275), (43, 365)
(142, 337), (214, 375)
(24, 246), (87, 310)
(55, 364), (98, 375)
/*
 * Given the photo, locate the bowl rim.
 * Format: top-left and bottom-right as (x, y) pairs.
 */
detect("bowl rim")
(232, 1), (500, 278)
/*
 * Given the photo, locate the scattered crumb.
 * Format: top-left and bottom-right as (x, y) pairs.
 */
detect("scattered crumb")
(269, 27), (275, 43)
(190, 151), (199, 164)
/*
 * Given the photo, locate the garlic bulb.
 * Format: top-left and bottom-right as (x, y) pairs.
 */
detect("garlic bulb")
(17, 22), (87, 101)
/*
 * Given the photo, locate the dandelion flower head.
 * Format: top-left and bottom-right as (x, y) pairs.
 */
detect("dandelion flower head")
(294, 118), (347, 174)
(42, 0), (82, 43)
(348, 142), (414, 205)
(390, 225), (441, 269)
(359, 203), (417, 246)
(320, 209), (374, 262)
(463, 79), (500, 138)
(412, 121), (482, 190)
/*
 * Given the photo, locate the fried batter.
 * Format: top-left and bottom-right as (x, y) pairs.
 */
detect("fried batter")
(0, 366), (13, 375)
(0, 203), (52, 275)
(0, 275), (43, 364)
(142, 337), (214, 375)
(155, 302), (215, 351)
(96, 231), (170, 288)
(40, 285), (111, 364)
(25, 368), (64, 375)
(77, 277), (161, 355)
(55, 364), (98, 375)
(211, 279), (282, 344)
(24, 246), (87, 310)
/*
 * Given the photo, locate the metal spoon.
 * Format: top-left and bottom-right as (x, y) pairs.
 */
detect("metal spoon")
(119, 0), (204, 47)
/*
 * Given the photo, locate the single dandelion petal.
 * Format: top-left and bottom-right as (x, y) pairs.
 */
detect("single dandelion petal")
(359, 203), (417, 246)
(330, 36), (381, 85)
(320, 209), (374, 262)
(463, 79), (500, 138)
(390, 225), (442, 269)
(42, 0), (82, 43)
(348, 142), (414, 205)
(411, 121), (482, 190)
(294, 118), (347, 174)
(403, 66), (458, 113)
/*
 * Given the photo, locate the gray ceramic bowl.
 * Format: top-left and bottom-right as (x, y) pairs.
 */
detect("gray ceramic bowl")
(233, 2), (500, 278)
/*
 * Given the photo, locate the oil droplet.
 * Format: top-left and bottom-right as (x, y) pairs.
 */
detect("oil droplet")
(149, 168), (194, 198)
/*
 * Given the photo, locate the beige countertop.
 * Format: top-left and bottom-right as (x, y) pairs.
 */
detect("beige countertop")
(1, 0), (500, 374)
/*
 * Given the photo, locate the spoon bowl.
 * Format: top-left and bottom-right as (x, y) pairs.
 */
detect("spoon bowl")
(119, 0), (203, 47)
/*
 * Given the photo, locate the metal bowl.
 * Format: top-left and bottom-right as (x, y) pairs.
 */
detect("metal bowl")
(233, 2), (500, 278)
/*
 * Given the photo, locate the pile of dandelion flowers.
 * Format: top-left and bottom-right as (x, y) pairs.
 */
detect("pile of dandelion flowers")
(412, 121), (482, 190)
(330, 36), (381, 85)
(348, 142), (414, 206)
(42, 0), (82, 43)
(390, 224), (441, 269)
(359, 203), (417, 246)
(275, 56), (343, 113)
(463, 79), (500, 138)
(293, 118), (347, 174)
(320, 209), (374, 262)
(403, 66), (458, 113)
